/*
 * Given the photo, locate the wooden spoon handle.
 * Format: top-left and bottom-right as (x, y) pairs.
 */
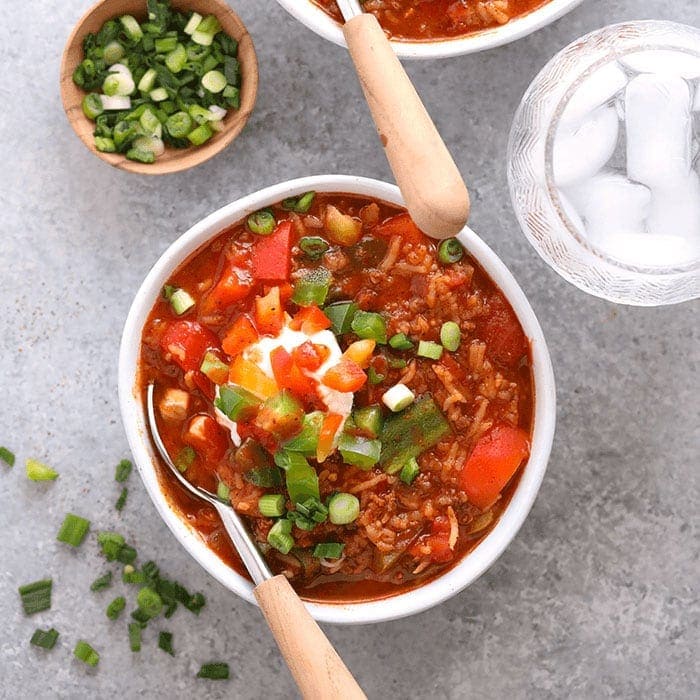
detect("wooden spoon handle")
(343, 13), (470, 239)
(254, 575), (367, 700)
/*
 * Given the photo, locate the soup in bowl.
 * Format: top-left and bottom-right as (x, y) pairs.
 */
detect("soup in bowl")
(119, 175), (555, 624)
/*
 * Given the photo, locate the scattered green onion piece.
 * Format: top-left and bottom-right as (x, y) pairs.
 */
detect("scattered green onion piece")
(215, 385), (261, 422)
(202, 70), (226, 93)
(399, 457), (420, 485)
(30, 628), (59, 650)
(437, 238), (464, 264)
(283, 191), (316, 213)
(299, 236), (329, 260)
(137, 68), (157, 93)
(184, 12), (203, 35)
(247, 209), (276, 235)
(267, 519), (294, 554)
(197, 663), (230, 680)
(175, 446), (196, 473)
(126, 147), (156, 164)
(26, 458), (58, 481)
(216, 481), (230, 503)
(294, 497), (328, 525)
(18, 579), (52, 615)
(283, 411), (324, 457)
(74, 640), (100, 667)
(351, 311), (387, 344)
(165, 44), (187, 73)
(56, 513), (91, 547)
(103, 40), (125, 65)
(200, 351), (229, 383)
(90, 572), (112, 592)
(128, 622), (142, 652)
(258, 494), (286, 518)
(106, 596), (126, 620)
(117, 544), (137, 565)
(115, 458), (132, 482)
(417, 340), (443, 360)
(440, 322), (461, 352)
(166, 111), (193, 139)
(382, 383), (415, 413)
(388, 357), (407, 369)
(159, 631), (175, 656)
(283, 456), (320, 504)
(97, 531), (126, 561)
(368, 367), (385, 385)
(0, 446), (15, 466)
(115, 487), (128, 511)
(324, 301), (358, 335)
(338, 434), (382, 470)
(154, 36), (178, 54)
(149, 87), (168, 102)
(389, 332), (414, 350)
(94, 136), (116, 153)
(223, 84), (240, 109)
(136, 587), (163, 619)
(291, 267), (331, 307)
(328, 493), (360, 525)
(122, 565), (145, 585)
(81, 93), (103, 119)
(313, 542), (345, 559)
(119, 14), (143, 41)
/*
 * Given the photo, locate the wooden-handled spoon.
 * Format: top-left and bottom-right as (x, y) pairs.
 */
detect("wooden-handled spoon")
(146, 385), (366, 700)
(337, 0), (470, 239)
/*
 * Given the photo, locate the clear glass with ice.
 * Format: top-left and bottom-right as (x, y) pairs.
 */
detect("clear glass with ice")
(508, 21), (700, 305)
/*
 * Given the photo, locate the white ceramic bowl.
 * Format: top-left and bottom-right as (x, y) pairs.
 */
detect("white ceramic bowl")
(119, 175), (556, 624)
(274, 0), (584, 59)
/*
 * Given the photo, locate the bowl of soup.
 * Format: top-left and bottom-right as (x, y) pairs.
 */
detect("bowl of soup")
(119, 174), (556, 624)
(274, 0), (584, 59)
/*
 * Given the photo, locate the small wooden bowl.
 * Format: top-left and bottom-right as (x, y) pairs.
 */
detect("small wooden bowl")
(60, 0), (258, 175)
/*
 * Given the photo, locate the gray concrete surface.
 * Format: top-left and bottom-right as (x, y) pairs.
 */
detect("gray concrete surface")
(1, 0), (698, 698)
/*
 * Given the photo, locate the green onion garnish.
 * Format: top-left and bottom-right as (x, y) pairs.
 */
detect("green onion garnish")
(90, 572), (112, 592)
(115, 459), (132, 482)
(175, 446), (196, 473)
(399, 457), (420, 485)
(282, 191), (316, 213)
(197, 663), (230, 680)
(74, 640), (100, 667)
(216, 481), (230, 503)
(106, 596), (126, 620)
(136, 587), (163, 619)
(122, 565), (146, 585)
(97, 531), (127, 561)
(328, 492), (360, 525)
(158, 631), (175, 656)
(56, 513), (91, 547)
(437, 238), (464, 264)
(440, 321), (461, 352)
(313, 542), (345, 559)
(115, 487), (128, 511)
(299, 236), (329, 260)
(18, 579), (52, 615)
(351, 310), (387, 344)
(128, 622), (142, 652)
(247, 209), (276, 235)
(258, 494), (286, 518)
(25, 458), (58, 481)
(30, 628), (59, 650)
(417, 340), (444, 360)
(0, 446), (15, 466)
(388, 333), (414, 350)
(267, 519), (294, 554)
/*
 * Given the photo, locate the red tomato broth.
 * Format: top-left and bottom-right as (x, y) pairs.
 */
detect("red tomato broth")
(138, 193), (534, 603)
(311, 0), (553, 42)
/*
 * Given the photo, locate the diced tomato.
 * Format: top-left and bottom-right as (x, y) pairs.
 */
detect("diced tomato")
(252, 221), (292, 282)
(221, 314), (259, 358)
(460, 425), (530, 510)
(426, 533), (453, 563)
(229, 356), (278, 399)
(255, 286), (284, 336)
(183, 414), (228, 463)
(201, 265), (253, 314)
(270, 346), (318, 399)
(408, 518), (454, 564)
(479, 296), (528, 367)
(291, 341), (325, 371)
(342, 339), (375, 368)
(322, 359), (367, 392)
(160, 320), (220, 372)
(374, 213), (423, 243)
(317, 413), (343, 462)
(289, 305), (332, 335)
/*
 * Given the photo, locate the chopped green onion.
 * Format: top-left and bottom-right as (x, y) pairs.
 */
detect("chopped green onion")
(368, 367), (385, 385)
(126, 147), (155, 164)
(26, 458), (58, 481)
(106, 596), (126, 620)
(283, 411), (324, 457)
(158, 631), (175, 656)
(18, 579), (52, 615)
(187, 122), (213, 146)
(244, 466), (282, 488)
(115, 487), (128, 511)
(215, 385), (261, 422)
(115, 458), (132, 482)
(351, 311), (387, 344)
(200, 351), (229, 383)
(324, 301), (358, 335)
(97, 531), (126, 561)
(168, 288), (195, 315)
(299, 236), (329, 260)
(291, 267), (331, 307)
(137, 67), (157, 93)
(30, 628), (59, 650)
(283, 191), (316, 213)
(122, 564), (145, 585)
(119, 14), (142, 41)
(328, 492), (360, 525)
(94, 136), (116, 153)
(440, 322), (461, 352)
(313, 542), (345, 559)
(82, 93), (103, 119)
(202, 70), (226, 93)
(438, 238), (464, 264)
(166, 111), (193, 139)
(116, 544), (137, 564)
(338, 434), (382, 470)
(128, 622), (142, 652)
(381, 383), (415, 413)
(90, 572), (112, 592)
(389, 332), (414, 350)
(267, 519), (294, 554)
(197, 662), (230, 680)
(56, 513), (91, 547)
(247, 209), (276, 235)
(294, 497), (328, 525)
(155, 36), (178, 54)
(184, 12), (203, 35)
(284, 456), (320, 504)
(417, 340), (443, 360)
(136, 587), (163, 619)
(388, 357), (407, 369)
(351, 405), (383, 438)
(0, 446), (15, 466)
(149, 87), (168, 102)
(103, 40), (125, 65)
(131, 608), (150, 626)
(399, 457), (420, 485)
(258, 494), (286, 518)
(165, 44), (187, 73)
(74, 640), (99, 667)
(175, 446), (196, 473)
(216, 481), (230, 503)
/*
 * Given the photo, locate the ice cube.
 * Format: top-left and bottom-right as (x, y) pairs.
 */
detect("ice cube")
(620, 50), (700, 79)
(553, 106), (619, 188)
(564, 170), (651, 243)
(560, 62), (628, 126)
(625, 74), (693, 188)
(647, 171), (700, 244)
(592, 232), (698, 268)
(557, 190), (585, 235)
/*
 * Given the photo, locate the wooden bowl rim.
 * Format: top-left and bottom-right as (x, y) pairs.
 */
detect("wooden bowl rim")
(60, 0), (259, 175)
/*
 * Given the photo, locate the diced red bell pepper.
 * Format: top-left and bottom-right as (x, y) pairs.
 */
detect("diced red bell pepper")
(374, 213), (423, 243)
(317, 413), (343, 463)
(255, 286), (284, 336)
(183, 414), (228, 463)
(289, 304), (332, 335)
(201, 265), (253, 314)
(252, 221), (292, 282)
(322, 359), (367, 392)
(270, 346), (318, 399)
(221, 314), (259, 358)
(460, 425), (530, 510)
(160, 320), (220, 372)
(291, 341), (326, 371)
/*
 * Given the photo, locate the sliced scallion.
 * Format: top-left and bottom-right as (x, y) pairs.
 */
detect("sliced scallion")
(399, 457), (420, 485)
(115, 487), (128, 511)
(351, 311), (387, 344)
(247, 209), (276, 235)
(313, 542), (344, 559)
(197, 662), (230, 680)
(328, 493), (360, 525)
(417, 340), (443, 360)
(267, 519), (294, 554)
(382, 383), (415, 413)
(30, 627), (59, 650)
(299, 236), (329, 260)
(128, 622), (142, 652)
(159, 631), (175, 656)
(136, 587), (163, 619)
(74, 640), (100, 667)
(258, 494), (286, 518)
(90, 572), (112, 592)
(56, 513), (91, 547)
(0, 446), (15, 466)
(106, 596), (126, 620)
(115, 458), (132, 482)
(26, 458), (58, 481)
(389, 332), (414, 350)
(438, 238), (464, 264)
(18, 579), (52, 615)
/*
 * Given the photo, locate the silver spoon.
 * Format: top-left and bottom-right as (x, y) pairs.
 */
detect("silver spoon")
(146, 384), (366, 699)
